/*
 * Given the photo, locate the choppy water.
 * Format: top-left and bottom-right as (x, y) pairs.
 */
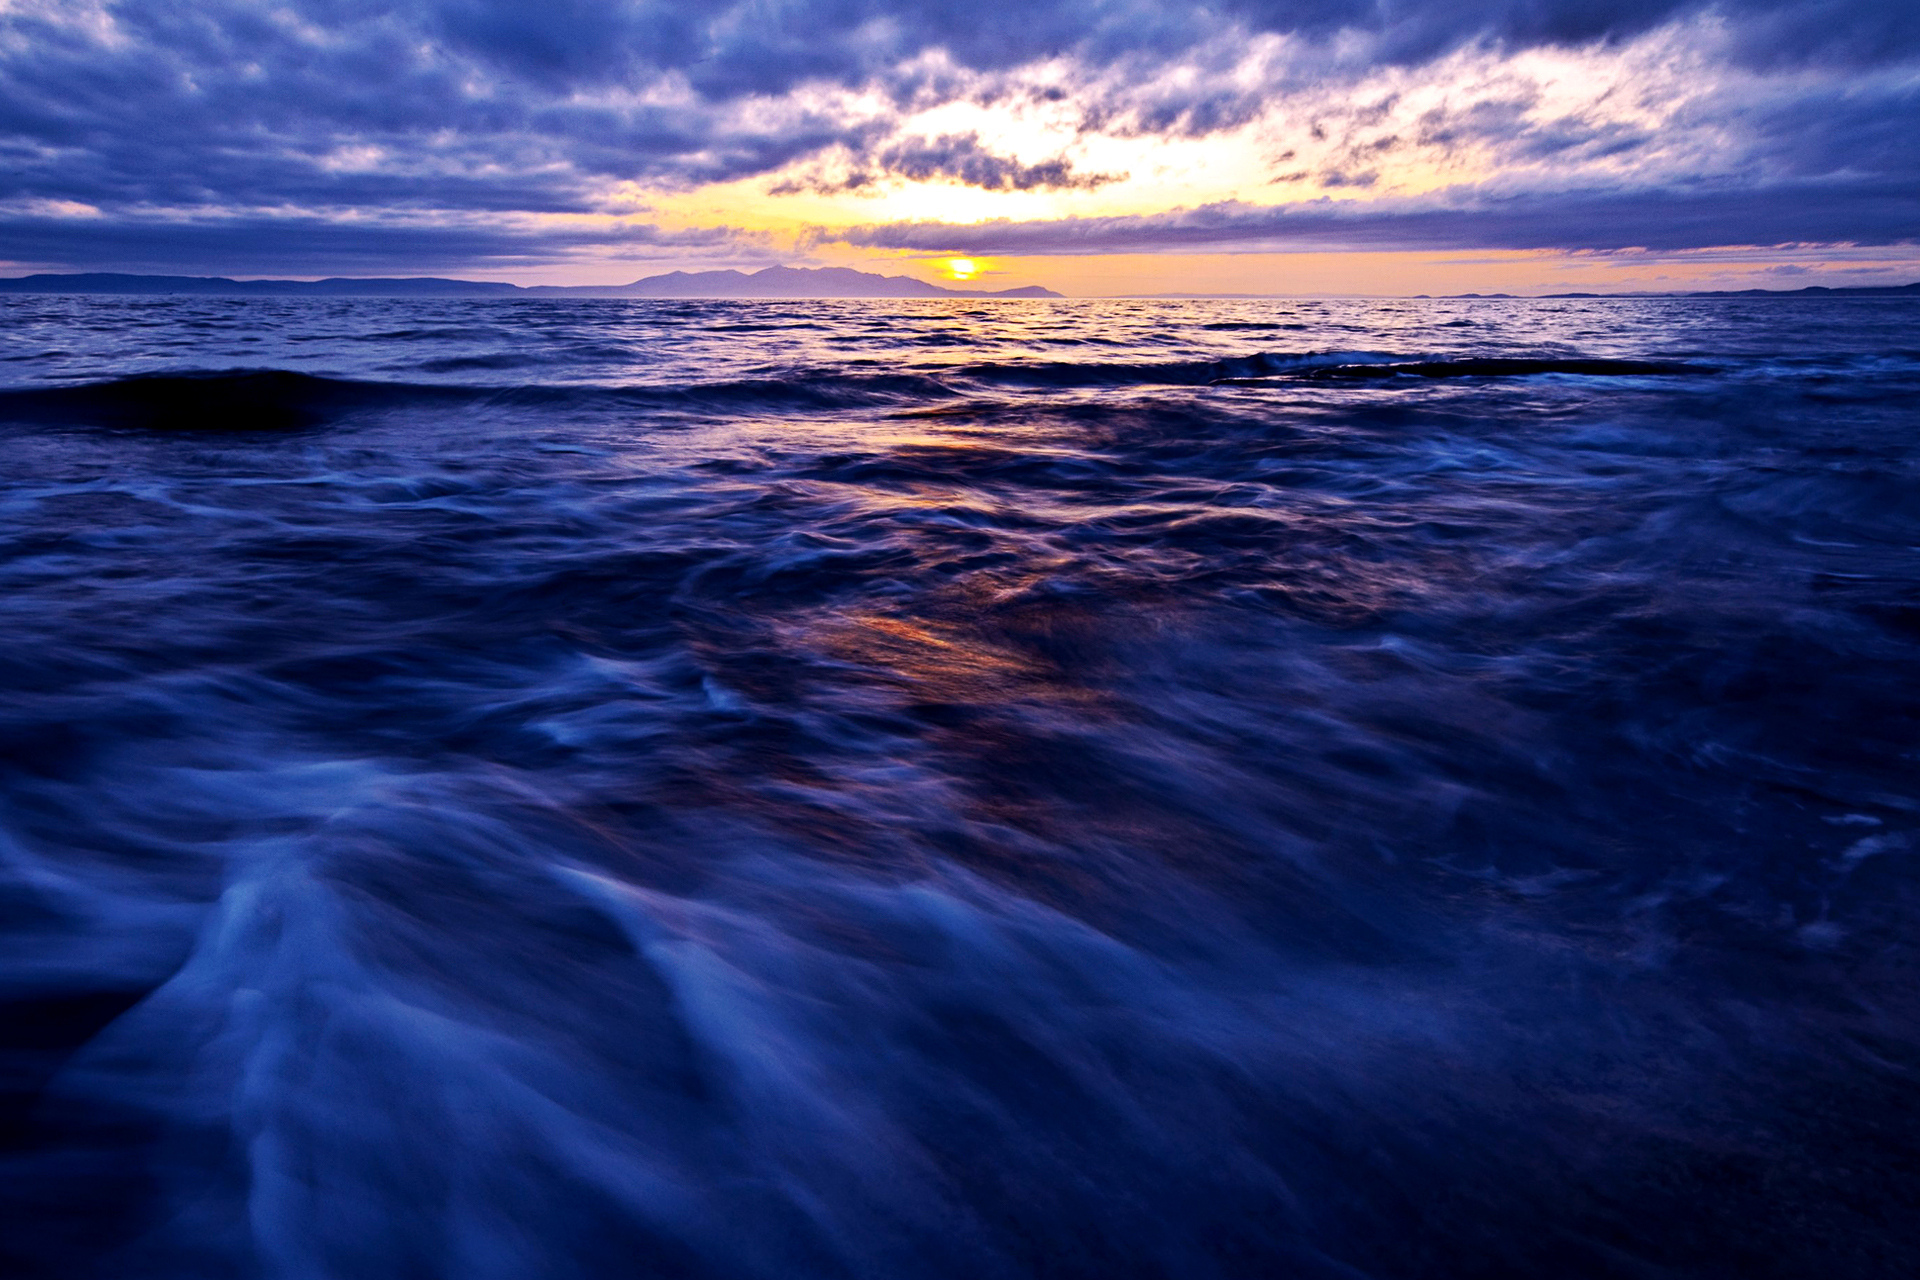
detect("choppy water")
(1, 294), (1917, 1279)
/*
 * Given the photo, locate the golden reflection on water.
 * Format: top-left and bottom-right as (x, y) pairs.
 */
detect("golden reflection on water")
(815, 607), (1035, 698)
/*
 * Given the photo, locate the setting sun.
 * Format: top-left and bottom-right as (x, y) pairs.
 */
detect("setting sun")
(943, 257), (977, 281)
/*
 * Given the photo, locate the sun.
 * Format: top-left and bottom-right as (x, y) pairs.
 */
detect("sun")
(943, 257), (977, 281)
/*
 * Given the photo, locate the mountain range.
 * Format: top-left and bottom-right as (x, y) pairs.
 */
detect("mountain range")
(0, 265), (1060, 299)
(4, 270), (1912, 300)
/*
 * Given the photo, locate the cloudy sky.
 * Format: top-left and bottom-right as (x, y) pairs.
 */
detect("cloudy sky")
(2, 0), (1915, 293)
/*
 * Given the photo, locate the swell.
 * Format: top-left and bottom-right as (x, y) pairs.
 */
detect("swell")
(957, 351), (1710, 387)
(0, 353), (1713, 430)
(0, 370), (474, 431)
(1291, 355), (1708, 380)
(0, 369), (958, 429)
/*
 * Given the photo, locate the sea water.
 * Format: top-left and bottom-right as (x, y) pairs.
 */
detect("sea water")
(1, 294), (1917, 1278)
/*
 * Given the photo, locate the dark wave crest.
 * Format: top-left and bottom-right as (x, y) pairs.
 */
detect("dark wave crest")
(0, 353), (1713, 432)
(0, 370), (471, 431)
(957, 351), (1709, 387)
(0, 368), (967, 429)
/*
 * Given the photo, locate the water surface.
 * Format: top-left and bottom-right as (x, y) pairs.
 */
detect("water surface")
(2, 295), (1917, 1278)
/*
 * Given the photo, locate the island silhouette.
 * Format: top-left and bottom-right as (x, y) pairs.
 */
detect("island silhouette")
(0, 264), (1062, 299)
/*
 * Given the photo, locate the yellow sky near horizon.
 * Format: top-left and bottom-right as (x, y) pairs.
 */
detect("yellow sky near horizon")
(461, 243), (1920, 297)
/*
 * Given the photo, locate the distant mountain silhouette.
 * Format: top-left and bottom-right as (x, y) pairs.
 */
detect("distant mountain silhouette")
(0, 266), (1061, 299)
(528, 266), (1059, 298)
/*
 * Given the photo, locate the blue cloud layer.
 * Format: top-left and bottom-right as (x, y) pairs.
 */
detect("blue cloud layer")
(825, 179), (1920, 255)
(0, 1), (1914, 271)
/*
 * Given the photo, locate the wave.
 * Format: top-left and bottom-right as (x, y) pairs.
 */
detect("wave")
(1287, 355), (1708, 380)
(0, 351), (1715, 431)
(1198, 321), (1312, 332)
(0, 370), (474, 431)
(0, 368), (959, 429)
(956, 351), (1709, 387)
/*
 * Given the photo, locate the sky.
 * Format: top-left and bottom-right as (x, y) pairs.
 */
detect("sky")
(1, 0), (1916, 294)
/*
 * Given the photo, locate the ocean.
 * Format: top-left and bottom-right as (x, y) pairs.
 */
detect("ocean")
(1, 293), (1917, 1278)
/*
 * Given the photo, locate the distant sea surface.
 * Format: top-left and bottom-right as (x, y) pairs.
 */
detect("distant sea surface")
(2, 295), (1918, 1279)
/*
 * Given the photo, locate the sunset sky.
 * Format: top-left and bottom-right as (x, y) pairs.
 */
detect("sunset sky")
(2, 0), (1916, 294)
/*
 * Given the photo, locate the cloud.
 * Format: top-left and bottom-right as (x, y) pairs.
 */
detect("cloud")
(0, 1), (1914, 272)
(823, 180), (1920, 255)
(775, 132), (1126, 194)
(0, 210), (748, 276)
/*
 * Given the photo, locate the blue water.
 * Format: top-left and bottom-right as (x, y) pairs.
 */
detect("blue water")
(1, 295), (1917, 1278)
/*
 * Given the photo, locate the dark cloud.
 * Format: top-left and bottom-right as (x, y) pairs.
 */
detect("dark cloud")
(777, 133), (1124, 194)
(824, 180), (1920, 255)
(1221, 1), (1920, 70)
(868, 133), (1124, 191)
(0, 1), (1914, 272)
(368, 1), (1920, 98)
(0, 211), (744, 277)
